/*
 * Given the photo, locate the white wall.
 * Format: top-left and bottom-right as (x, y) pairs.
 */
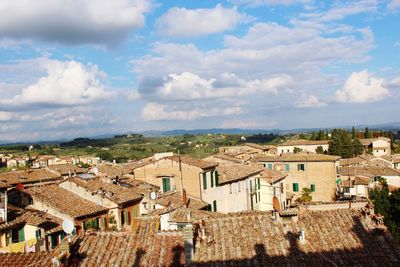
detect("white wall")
(277, 144), (329, 154)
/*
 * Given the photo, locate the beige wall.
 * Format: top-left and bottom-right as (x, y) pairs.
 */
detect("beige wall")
(259, 160), (338, 202)
(133, 158), (212, 199)
(277, 144), (329, 154)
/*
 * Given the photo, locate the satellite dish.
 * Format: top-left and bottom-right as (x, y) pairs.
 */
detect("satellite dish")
(272, 196), (281, 212)
(150, 191), (157, 200)
(62, 219), (75, 235)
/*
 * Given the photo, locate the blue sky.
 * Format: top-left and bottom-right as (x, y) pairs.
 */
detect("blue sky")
(0, 0), (399, 142)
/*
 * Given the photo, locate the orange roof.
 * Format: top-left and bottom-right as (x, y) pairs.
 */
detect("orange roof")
(0, 169), (61, 186)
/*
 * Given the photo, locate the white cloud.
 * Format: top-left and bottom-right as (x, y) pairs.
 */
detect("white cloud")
(1, 59), (114, 107)
(388, 0), (400, 10)
(0, 111), (14, 122)
(295, 95), (326, 108)
(315, 0), (377, 22)
(141, 102), (242, 121)
(0, 0), (151, 46)
(156, 4), (250, 37)
(335, 70), (390, 103)
(230, 0), (312, 7)
(136, 72), (292, 101)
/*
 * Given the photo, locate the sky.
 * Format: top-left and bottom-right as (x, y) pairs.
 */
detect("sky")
(0, 0), (400, 142)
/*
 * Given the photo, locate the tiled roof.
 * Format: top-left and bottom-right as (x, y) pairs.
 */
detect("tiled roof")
(256, 153), (340, 162)
(206, 154), (243, 164)
(339, 156), (369, 166)
(0, 169), (61, 186)
(24, 184), (108, 219)
(96, 163), (133, 177)
(47, 164), (86, 176)
(244, 143), (277, 150)
(154, 191), (209, 210)
(216, 164), (264, 184)
(0, 181), (7, 189)
(0, 251), (53, 266)
(67, 177), (143, 205)
(354, 175), (371, 185)
(260, 169), (287, 184)
(279, 139), (330, 146)
(168, 155), (218, 169)
(191, 208), (400, 266)
(338, 166), (400, 177)
(359, 137), (391, 146)
(169, 207), (225, 223)
(0, 205), (62, 233)
(63, 217), (185, 266)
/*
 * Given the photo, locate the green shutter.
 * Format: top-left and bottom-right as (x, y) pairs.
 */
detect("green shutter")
(293, 183), (299, 192)
(215, 171), (219, 186)
(268, 164), (272, 170)
(297, 164), (301, 171)
(285, 164), (290, 172)
(257, 178), (261, 190)
(202, 173), (207, 190)
(35, 229), (41, 239)
(162, 177), (170, 192)
(311, 184), (316, 192)
(18, 227), (25, 242)
(211, 171), (214, 188)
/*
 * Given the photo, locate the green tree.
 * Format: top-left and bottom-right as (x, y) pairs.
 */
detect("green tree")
(315, 146), (324, 154)
(311, 132), (317, 141)
(293, 147), (302, 153)
(352, 126), (356, 139)
(364, 127), (370, 138)
(328, 129), (363, 158)
(369, 177), (400, 240)
(296, 188), (312, 203)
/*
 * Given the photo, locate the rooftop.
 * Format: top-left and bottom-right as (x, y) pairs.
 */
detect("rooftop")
(47, 163), (86, 176)
(168, 155), (218, 169)
(66, 177), (143, 205)
(279, 139), (330, 146)
(191, 208), (400, 265)
(260, 169), (287, 184)
(243, 143), (277, 151)
(24, 184), (108, 219)
(338, 166), (400, 177)
(0, 169), (61, 186)
(359, 137), (391, 146)
(154, 191), (209, 211)
(64, 217), (185, 266)
(0, 252), (53, 266)
(95, 163), (134, 178)
(216, 164), (264, 184)
(256, 153), (340, 162)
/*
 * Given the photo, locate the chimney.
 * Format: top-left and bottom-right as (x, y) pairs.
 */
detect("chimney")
(299, 230), (305, 244)
(183, 189), (187, 208)
(182, 224), (194, 266)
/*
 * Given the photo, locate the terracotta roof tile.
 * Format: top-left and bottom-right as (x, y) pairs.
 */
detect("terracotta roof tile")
(216, 164), (264, 184)
(0, 169), (61, 186)
(169, 207), (225, 223)
(257, 153), (340, 162)
(279, 139), (330, 146)
(168, 155), (217, 169)
(244, 143), (277, 150)
(96, 163), (133, 178)
(63, 217), (185, 266)
(191, 208), (400, 265)
(0, 251), (53, 266)
(24, 184), (108, 219)
(47, 164), (86, 176)
(260, 169), (287, 184)
(154, 191), (208, 210)
(338, 166), (400, 177)
(66, 177), (143, 205)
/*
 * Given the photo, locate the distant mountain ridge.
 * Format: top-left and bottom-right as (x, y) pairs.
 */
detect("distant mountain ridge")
(1, 122), (399, 146)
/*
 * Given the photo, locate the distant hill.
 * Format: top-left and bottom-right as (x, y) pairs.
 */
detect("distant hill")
(1, 122), (399, 146)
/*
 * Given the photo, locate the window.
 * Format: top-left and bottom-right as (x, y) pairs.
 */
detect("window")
(202, 173), (207, 190)
(249, 180), (253, 192)
(238, 181), (241, 192)
(207, 204), (212, 211)
(35, 229), (41, 240)
(280, 183), (284, 194)
(267, 164), (273, 170)
(215, 171), (219, 186)
(213, 200), (217, 212)
(293, 183), (299, 192)
(257, 178), (261, 190)
(162, 177), (171, 192)
(210, 171), (214, 188)
(229, 184), (232, 194)
(297, 164), (305, 171)
(263, 164), (267, 168)
(258, 192), (261, 202)
(311, 184), (316, 192)
(285, 164), (290, 172)
(125, 211), (131, 226)
(50, 235), (58, 249)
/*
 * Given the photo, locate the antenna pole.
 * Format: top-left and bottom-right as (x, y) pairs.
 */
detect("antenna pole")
(178, 150), (184, 197)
